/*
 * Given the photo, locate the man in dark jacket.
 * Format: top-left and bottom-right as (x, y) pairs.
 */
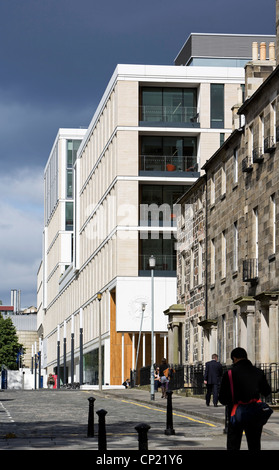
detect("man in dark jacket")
(204, 354), (223, 406)
(219, 347), (271, 450)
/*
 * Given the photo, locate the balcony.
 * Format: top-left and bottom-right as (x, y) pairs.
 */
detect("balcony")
(139, 106), (200, 128)
(243, 259), (258, 282)
(264, 136), (276, 153)
(242, 156), (253, 173)
(252, 147), (264, 164)
(139, 155), (199, 177)
(139, 254), (176, 276)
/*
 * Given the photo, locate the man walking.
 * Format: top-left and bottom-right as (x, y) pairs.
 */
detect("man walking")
(204, 354), (223, 407)
(218, 347), (271, 451)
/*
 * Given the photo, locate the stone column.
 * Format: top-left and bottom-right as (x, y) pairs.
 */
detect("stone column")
(234, 297), (256, 362)
(246, 311), (255, 364)
(269, 300), (278, 363)
(255, 293), (279, 364)
(172, 322), (181, 365)
(198, 319), (218, 363)
(164, 304), (185, 364)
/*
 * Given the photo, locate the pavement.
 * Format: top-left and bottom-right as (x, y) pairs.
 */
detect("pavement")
(94, 386), (279, 433)
(0, 386), (279, 453)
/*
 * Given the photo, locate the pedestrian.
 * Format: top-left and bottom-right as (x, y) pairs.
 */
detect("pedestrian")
(204, 353), (223, 406)
(159, 358), (169, 398)
(218, 347), (271, 451)
(154, 367), (160, 392)
(47, 373), (55, 389)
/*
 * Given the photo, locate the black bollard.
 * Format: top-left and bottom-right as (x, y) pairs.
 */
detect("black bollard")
(135, 423), (151, 451)
(97, 409), (107, 451)
(87, 397), (96, 437)
(165, 390), (175, 435)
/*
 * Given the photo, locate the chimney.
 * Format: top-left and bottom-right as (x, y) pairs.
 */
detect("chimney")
(269, 42), (276, 61)
(260, 42), (266, 60)
(244, 41), (276, 99)
(252, 42), (258, 60)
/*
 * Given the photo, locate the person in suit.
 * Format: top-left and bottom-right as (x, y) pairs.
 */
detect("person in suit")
(204, 354), (223, 406)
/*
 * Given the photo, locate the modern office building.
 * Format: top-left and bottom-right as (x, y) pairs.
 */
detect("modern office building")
(37, 34), (275, 386)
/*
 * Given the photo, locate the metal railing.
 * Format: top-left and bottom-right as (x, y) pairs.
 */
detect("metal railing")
(242, 156), (253, 172)
(139, 155), (198, 173)
(140, 105), (199, 124)
(264, 136), (275, 153)
(139, 254), (176, 272)
(137, 363), (279, 403)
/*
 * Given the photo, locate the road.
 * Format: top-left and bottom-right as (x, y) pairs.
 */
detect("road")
(0, 388), (278, 454)
(0, 389), (226, 451)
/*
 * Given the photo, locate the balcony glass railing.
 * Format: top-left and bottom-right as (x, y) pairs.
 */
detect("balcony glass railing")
(140, 106), (199, 124)
(139, 254), (176, 273)
(139, 155), (198, 174)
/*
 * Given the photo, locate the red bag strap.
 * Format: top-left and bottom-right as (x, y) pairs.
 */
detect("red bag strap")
(228, 369), (234, 402)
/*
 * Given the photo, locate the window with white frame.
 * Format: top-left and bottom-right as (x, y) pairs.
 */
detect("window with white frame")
(221, 162), (226, 196)
(210, 174), (215, 205)
(198, 241), (203, 285)
(271, 194), (276, 254)
(210, 238), (215, 285)
(233, 147), (238, 184)
(221, 230), (226, 279)
(233, 310), (238, 348)
(272, 101), (276, 143)
(233, 221), (238, 272)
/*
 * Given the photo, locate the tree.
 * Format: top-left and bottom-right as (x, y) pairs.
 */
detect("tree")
(0, 314), (25, 370)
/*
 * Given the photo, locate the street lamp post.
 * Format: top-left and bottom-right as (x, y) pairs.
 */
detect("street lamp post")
(63, 320), (67, 385)
(57, 328), (60, 389)
(71, 315), (74, 384)
(135, 302), (146, 386)
(79, 308), (83, 385)
(149, 255), (156, 401)
(97, 292), (102, 391)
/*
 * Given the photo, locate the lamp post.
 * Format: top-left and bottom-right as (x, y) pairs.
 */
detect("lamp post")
(135, 302), (146, 385)
(79, 308), (83, 385)
(71, 315), (74, 384)
(149, 255), (155, 401)
(63, 320), (67, 385)
(97, 292), (102, 391)
(57, 328), (60, 389)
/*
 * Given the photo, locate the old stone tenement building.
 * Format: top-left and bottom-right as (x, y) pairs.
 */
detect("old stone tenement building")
(176, 41), (279, 366)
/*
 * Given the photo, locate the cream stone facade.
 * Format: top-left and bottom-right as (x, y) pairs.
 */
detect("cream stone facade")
(38, 55), (261, 386)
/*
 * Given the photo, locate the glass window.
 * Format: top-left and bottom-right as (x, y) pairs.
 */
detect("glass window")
(140, 136), (197, 172)
(139, 233), (177, 273)
(65, 202), (73, 231)
(66, 139), (82, 199)
(141, 87), (197, 123)
(67, 139), (82, 166)
(210, 84), (224, 128)
(67, 169), (73, 198)
(139, 185), (187, 227)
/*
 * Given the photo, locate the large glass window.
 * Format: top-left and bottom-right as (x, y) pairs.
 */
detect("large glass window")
(210, 84), (224, 128)
(139, 184), (187, 226)
(66, 140), (82, 198)
(139, 233), (177, 274)
(141, 87), (198, 124)
(65, 202), (73, 231)
(140, 136), (198, 173)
